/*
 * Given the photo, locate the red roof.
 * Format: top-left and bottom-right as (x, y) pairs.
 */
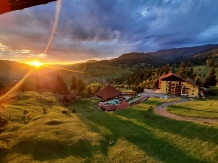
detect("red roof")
(102, 105), (116, 111)
(159, 72), (174, 80)
(115, 102), (130, 110)
(64, 93), (75, 100)
(159, 72), (199, 87)
(95, 84), (122, 101)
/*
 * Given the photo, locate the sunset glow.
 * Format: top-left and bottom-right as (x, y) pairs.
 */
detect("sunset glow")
(29, 60), (44, 67)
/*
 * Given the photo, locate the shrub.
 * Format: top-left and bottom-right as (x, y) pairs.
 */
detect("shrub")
(71, 109), (75, 113)
(144, 106), (154, 119)
(61, 109), (68, 114)
(207, 87), (218, 96)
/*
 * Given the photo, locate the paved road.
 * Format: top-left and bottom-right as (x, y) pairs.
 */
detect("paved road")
(154, 98), (218, 124)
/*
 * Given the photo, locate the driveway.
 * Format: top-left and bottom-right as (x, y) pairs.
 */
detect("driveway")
(154, 98), (218, 124)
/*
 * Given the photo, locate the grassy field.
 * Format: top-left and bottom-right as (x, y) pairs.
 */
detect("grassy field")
(57, 61), (132, 84)
(167, 99), (218, 119)
(0, 91), (218, 162)
(193, 65), (218, 80)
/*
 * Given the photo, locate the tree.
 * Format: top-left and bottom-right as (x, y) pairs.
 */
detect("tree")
(70, 75), (77, 90)
(189, 66), (194, 78)
(177, 62), (186, 78)
(202, 67), (217, 87)
(56, 74), (69, 94)
(152, 79), (159, 89)
(171, 67), (176, 73)
(77, 79), (86, 94)
(206, 58), (214, 66)
(194, 75), (201, 86)
(86, 83), (101, 95)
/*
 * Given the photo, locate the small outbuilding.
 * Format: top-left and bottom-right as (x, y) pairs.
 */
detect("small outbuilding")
(60, 93), (75, 106)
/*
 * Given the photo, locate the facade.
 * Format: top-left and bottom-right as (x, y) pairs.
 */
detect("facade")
(159, 72), (199, 97)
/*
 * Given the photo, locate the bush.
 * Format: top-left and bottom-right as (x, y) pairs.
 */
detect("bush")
(207, 87), (218, 96)
(144, 106), (154, 119)
(61, 109), (68, 114)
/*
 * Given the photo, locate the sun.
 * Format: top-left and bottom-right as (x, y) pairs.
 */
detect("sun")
(29, 60), (44, 67)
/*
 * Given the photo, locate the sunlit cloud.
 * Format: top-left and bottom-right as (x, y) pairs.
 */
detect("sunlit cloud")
(0, 43), (8, 50)
(39, 53), (47, 58)
(0, 0), (217, 63)
(20, 49), (30, 53)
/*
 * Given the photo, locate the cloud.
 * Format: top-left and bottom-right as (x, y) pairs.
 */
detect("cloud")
(0, 0), (218, 62)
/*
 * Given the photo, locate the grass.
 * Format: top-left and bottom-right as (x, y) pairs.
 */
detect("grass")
(167, 99), (218, 118)
(57, 61), (132, 84)
(0, 91), (218, 162)
(193, 65), (218, 81)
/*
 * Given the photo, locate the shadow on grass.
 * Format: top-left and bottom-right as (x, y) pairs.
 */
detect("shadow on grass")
(168, 105), (218, 114)
(75, 109), (211, 163)
(117, 108), (218, 145)
(11, 138), (92, 162)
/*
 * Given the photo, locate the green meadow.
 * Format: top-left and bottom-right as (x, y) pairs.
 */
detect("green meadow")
(193, 65), (218, 80)
(0, 91), (218, 163)
(167, 99), (218, 119)
(58, 61), (132, 84)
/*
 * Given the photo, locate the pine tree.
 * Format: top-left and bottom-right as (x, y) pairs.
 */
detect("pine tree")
(171, 67), (176, 73)
(56, 74), (69, 94)
(77, 79), (86, 94)
(71, 75), (77, 90)
(202, 67), (217, 87)
(206, 58), (214, 66)
(177, 62), (186, 78)
(189, 66), (194, 78)
(194, 75), (201, 86)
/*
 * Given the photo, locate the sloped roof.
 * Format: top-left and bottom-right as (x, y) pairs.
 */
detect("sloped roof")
(0, 0), (56, 15)
(115, 102), (130, 110)
(102, 105), (116, 111)
(95, 84), (122, 101)
(159, 72), (199, 87)
(64, 93), (75, 100)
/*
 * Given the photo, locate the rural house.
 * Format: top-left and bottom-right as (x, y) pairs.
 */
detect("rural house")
(95, 83), (122, 101)
(159, 72), (199, 97)
(60, 93), (75, 106)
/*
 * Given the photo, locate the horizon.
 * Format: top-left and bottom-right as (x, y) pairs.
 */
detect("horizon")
(0, 0), (218, 63)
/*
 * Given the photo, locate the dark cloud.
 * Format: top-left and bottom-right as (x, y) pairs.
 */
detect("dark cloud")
(0, 0), (218, 62)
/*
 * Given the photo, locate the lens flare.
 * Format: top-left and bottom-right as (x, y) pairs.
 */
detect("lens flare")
(29, 60), (44, 67)
(0, 69), (33, 101)
(47, 65), (86, 74)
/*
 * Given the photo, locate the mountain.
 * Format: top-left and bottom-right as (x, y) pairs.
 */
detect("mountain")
(0, 60), (32, 84)
(183, 48), (218, 65)
(113, 44), (218, 66)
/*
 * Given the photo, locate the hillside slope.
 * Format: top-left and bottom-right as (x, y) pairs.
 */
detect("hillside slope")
(0, 92), (218, 162)
(114, 44), (218, 65)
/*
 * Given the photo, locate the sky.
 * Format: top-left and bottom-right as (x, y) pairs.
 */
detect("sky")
(0, 0), (218, 64)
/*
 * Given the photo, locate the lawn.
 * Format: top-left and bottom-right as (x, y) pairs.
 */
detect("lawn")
(167, 99), (218, 119)
(0, 91), (218, 163)
(193, 65), (218, 80)
(57, 61), (132, 84)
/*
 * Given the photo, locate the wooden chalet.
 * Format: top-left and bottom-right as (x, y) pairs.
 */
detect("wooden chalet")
(60, 93), (75, 106)
(159, 72), (199, 97)
(95, 84), (122, 102)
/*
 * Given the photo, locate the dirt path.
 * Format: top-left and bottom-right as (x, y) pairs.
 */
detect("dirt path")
(154, 98), (218, 124)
